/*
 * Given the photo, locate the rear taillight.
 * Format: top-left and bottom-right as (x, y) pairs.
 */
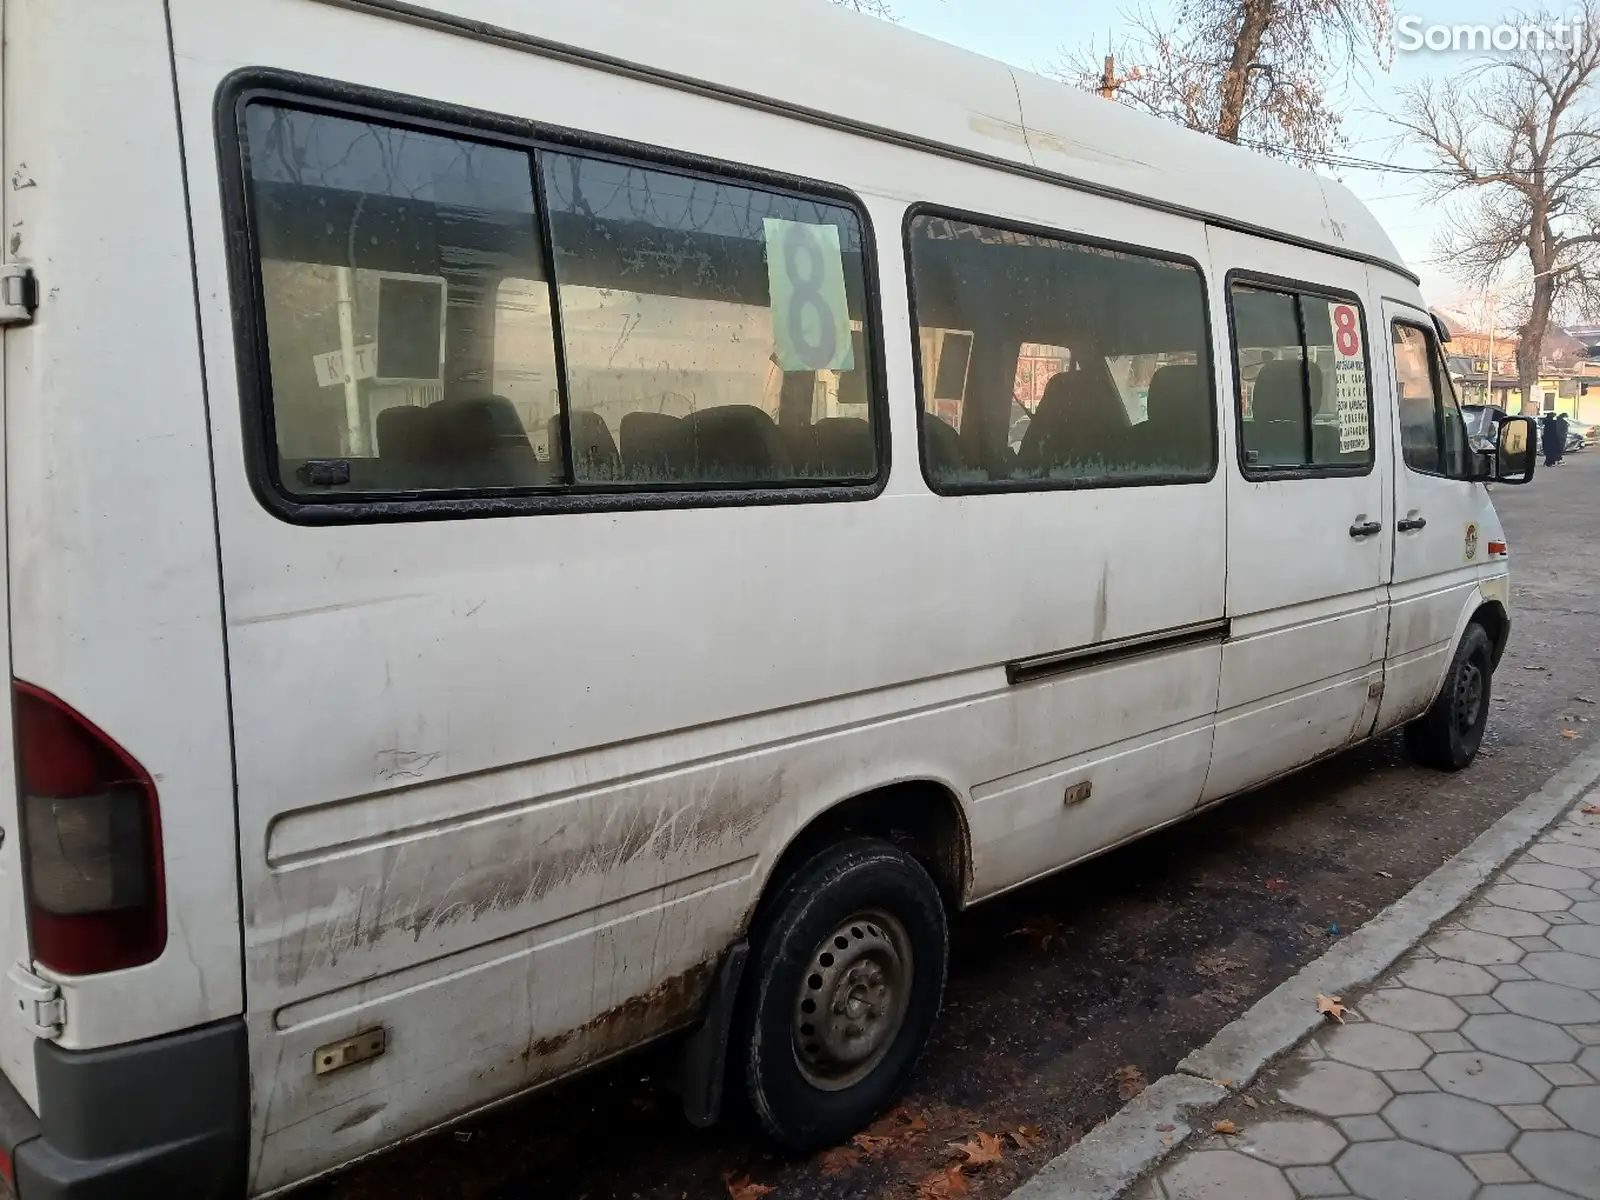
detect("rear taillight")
(13, 682), (165, 974)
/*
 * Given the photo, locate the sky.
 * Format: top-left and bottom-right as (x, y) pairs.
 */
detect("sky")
(878, 1), (1566, 315)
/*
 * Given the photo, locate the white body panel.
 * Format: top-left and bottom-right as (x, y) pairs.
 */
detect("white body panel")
(0, 2), (34, 1105)
(2, 0), (241, 1055)
(1202, 230), (1393, 800)
(0, 0), (1512, 1193)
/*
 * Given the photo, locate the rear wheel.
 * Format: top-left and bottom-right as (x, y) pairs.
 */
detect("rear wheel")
(734, 838), (948, 1151)
(1404, 623), (1493, 771)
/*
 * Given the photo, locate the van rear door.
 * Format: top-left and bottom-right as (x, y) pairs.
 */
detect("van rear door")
(0, 16), (41, 1106)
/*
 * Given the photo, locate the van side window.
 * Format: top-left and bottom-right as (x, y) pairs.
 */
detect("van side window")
(244, 106), (556, 497)
(905, 213), (1215, 491)
(1230, 283), (1373, 473)
(540, 152), (878, 485)
(1393, 321), (1471, 478)
(238, 102), (882, 508)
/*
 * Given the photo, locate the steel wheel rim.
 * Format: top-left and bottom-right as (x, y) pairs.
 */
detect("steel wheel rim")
(1454, 658), (1484, 734)
(791, 909), (913, 1092)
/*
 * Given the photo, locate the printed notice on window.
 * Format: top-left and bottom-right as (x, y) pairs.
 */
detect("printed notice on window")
(1329, 301), (1369, 453)
(764, 218), (854, 372)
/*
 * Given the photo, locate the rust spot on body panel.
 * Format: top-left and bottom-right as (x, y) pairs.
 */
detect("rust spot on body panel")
(521, 959), (717, 1074)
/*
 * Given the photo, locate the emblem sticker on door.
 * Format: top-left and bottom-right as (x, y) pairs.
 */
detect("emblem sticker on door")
(1464, 522), (1479, 562)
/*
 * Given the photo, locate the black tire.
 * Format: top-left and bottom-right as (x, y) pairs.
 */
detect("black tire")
(1404, 623), (1493, 771)
(733, 837), (948, 1152)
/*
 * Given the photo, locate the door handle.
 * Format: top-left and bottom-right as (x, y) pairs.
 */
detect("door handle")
(1397, 515), (1427, 532)
(1349, 519), (1382, 539)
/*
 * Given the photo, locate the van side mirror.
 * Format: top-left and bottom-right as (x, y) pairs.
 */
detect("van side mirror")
(1495, 416), (1537, 484)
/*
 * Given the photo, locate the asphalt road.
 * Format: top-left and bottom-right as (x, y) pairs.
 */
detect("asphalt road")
(308, 454), (1600, 1200)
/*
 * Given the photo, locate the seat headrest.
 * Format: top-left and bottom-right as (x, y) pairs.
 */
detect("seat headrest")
(921, 411), (965, 473)
(1252, 360), (1308, 424)
(548, 410), (621, 480)
(684, 405), (788, 478)
(1146, 364), (1204, 427)
(801, 417), (875, 477)
(619, 411), (687, 478)
(376, 405), (429, 462)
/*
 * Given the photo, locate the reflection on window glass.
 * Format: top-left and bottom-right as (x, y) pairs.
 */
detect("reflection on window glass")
(1394, 323), (1441, 474)
(906, 215), (1214, 488)
(1393, 322), (1471, 478)
(1437, 348), (1471, 478)
(1231, 285), (1372, 470)
(245, 104), (556, 496)
(540, 153), (878, 485)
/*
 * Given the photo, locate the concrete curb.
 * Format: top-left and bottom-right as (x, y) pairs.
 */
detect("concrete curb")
(1007, 741), (1600, 1200)
(1006, 1075), (1228, 1200)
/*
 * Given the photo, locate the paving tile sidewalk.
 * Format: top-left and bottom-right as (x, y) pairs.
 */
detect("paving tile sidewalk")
(1130, 797), (1600, 1200)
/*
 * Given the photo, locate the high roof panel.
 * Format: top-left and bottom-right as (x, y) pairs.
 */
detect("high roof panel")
(335, 0), (1410, 277)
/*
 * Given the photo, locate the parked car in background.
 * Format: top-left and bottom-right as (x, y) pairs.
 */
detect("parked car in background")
(1566, 418), (1597, 451)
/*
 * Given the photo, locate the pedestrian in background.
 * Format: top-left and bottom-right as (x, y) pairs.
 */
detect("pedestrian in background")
(1543, 411), (1562, 467)
(1556, 411), (1570, 466)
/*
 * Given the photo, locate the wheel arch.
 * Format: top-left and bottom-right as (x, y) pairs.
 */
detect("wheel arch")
(747, 779), (972, 933)
(1471, 597), (1510, 670)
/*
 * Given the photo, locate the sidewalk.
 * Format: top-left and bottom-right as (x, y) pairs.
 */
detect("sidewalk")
(1129, 797), (1600, 1200)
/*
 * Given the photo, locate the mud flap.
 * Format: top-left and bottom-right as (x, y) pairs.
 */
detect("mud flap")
(675, 940), (749, 1128)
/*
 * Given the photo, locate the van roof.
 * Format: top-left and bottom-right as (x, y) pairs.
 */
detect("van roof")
(341, 0), (1411, 281)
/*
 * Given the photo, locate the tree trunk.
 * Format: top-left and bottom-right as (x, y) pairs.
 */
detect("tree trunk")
(1518, 218), (1556, 415)
(1217, 0), (1276, 142)
(1517, 289), (1555, 416)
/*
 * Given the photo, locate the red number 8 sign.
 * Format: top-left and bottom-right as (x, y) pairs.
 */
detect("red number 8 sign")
(1332, 304), (1361, 358)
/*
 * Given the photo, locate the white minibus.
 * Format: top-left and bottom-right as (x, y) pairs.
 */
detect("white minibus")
(0, 0), (1536, 1194)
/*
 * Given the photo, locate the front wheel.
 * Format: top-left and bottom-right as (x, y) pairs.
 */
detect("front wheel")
(733, 838), (948, 1151)
(1404, 623), (1493, 771)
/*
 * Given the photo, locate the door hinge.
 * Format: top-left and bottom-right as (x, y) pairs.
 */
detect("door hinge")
(7, 962), (64, 1039)
(0, 263), (38, 327)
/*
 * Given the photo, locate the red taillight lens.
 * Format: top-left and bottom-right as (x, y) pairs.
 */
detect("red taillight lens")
(13, 682), (165, 974)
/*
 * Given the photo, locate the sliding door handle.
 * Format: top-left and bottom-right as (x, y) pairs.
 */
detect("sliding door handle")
(1349, 519), (1382, 538)
(1397, 515), (1427, 532)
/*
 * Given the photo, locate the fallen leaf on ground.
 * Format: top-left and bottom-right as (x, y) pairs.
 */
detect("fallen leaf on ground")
(1316, 993), (1347, 1023)
(1375, 870), (1392, 878)
(1154, 1123), (1175, 1132)
(1265, 877), (1288, 891)
(1009, 916), (1068, 951)
(852, 1133), (895, 1154)
(1577, 695), (1596, 704)
(724, 1175), (775, 1200)
(1214, 1120), (1239, 1135)
(1563, 729), (1579, 739)
(1112, 1064), (1148, 1100)
(916, 1165), (969, 1198)
(817, 1146), (861, 1176)
(1009, 1125), (1044, 1151)
(1583, 804), (1600, 815)
(1241, 1095), (1260, 1109)
(1524, 664), (1549, 671)
(949, 1132), (1005, 1167)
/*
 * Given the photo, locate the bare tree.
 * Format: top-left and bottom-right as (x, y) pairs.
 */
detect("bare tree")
(1060, 1), (1393, 163)
(1393, 2), (1600, 406)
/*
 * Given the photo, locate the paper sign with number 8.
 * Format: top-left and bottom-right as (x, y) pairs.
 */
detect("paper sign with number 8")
(1332, 304), (1361, 358)
(763, 217), (855, 372)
